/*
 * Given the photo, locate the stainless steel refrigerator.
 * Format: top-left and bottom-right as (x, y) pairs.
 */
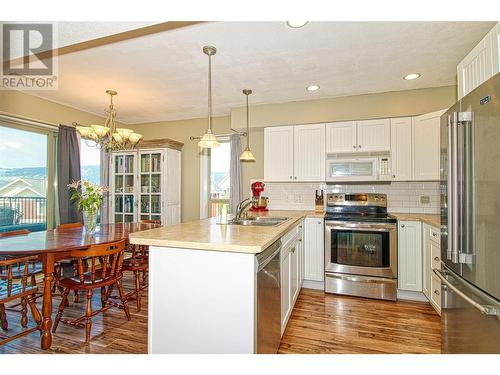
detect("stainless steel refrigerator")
(439, 72), (500, 353)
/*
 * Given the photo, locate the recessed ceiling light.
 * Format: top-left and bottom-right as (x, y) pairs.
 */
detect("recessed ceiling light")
(286, 21), (309, 28)
(404, 73), (421, 80)
(306, 84), (320, 92)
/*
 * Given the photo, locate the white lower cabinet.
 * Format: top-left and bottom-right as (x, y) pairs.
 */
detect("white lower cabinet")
(398, 221), (422, 292)
(423, 223), (441, 313)
(303, 218), (324, 282)
(280, 221), (303, 335)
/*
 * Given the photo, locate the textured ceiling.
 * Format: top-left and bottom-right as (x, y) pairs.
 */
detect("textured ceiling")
(24, 21), (495, 124)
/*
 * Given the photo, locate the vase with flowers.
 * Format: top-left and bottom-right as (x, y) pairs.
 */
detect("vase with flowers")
(68, 179), (108, 234)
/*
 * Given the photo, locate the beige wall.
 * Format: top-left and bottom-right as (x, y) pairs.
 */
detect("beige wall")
(1, 86), (458, 224)
(133, 85), (457, 223)
(0, 90), (109, 126)
(230, 85), (457, 128)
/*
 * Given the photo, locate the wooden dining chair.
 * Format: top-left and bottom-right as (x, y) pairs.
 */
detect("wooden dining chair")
(54, 223), (84, 300)
(52, 239), (130, 343)
(0, 255), (42, 345)
(0, 229), (42, 330)
(115, 219), (158, 312)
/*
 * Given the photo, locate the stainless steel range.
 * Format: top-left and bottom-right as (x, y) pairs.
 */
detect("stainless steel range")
(324, 193), (397, 301)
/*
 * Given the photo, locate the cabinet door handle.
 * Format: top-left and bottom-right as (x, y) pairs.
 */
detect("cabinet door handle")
(353, 145), (357, 149)
(289, 176), (292, 180)
(294, 176), (297, 180)
(434, 256), (440, 262)
(401, 224), (405, 228)
(392, 174), (396, 179)
(434, 290), (440, 295)
(358, 145), (362, 149)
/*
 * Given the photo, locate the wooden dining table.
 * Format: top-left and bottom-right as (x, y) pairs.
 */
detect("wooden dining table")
(0, 222), (157, 350)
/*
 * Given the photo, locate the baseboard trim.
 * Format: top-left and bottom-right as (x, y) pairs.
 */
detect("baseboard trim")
(397, 289), (429, 302)
(302, 280), (324, 290)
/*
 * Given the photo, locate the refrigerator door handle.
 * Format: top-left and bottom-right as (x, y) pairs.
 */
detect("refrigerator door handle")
(434, 268), (500, 316)
(448, 113), (460, 263)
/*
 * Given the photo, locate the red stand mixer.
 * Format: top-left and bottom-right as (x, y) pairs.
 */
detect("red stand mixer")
(249, 181), (269, 212)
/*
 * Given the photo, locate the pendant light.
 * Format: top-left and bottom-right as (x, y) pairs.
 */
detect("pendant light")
(198, 46), (220, 148)
(240, 89), (256, 162)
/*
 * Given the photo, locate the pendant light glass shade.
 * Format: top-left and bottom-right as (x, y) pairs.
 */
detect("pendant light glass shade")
(240, 146), (256, 162)
(240, 89), (255, 162)
(198, 46), (220, 148)
(198, 129), (220, 148)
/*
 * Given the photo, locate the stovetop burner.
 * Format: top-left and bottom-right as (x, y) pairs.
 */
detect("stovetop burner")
(324, 193), (396, 223)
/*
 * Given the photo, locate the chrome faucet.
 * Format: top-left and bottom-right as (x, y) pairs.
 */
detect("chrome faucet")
(234, 198), (255, 220)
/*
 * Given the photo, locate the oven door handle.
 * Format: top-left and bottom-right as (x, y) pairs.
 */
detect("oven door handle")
(325, 222), (396, 231)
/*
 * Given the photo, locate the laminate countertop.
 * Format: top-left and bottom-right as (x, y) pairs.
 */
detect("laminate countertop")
(129, 210), (324, 254)
(389, 213), (440, 228)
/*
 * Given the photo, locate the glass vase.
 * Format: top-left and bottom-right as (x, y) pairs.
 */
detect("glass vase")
(83, 210), (98, 234)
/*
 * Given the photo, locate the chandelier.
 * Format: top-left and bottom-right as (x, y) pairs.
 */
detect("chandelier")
(75, 90), (143, 151)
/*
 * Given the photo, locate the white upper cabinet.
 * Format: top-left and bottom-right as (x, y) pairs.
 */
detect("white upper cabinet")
(264, 124), (325, 182)
(293, 124), (325, 181)
(264, 126), (294, 182)
(390, 117), (413, 181)
(356, 119), (391, 152)
(457, 22), (500, 99)
(413, 110), (444, 181)
(325, 119), (390, 154)
(325, 121), (357, 153)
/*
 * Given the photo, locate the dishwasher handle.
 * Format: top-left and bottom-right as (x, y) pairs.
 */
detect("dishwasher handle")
(256, 239), (282, 271)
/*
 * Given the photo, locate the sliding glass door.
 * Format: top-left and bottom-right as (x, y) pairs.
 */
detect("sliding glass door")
(0, 124), (55, 232)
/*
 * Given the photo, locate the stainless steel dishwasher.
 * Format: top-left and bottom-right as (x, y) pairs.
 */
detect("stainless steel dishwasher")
(256, 239), (281, 354)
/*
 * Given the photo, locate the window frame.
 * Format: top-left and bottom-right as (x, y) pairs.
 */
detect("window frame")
(0, 120), (56, 230)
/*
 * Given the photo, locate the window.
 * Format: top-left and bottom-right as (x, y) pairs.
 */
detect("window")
(208, 141), (230, 217)
(80, 139), (101, 185)
(0, 124), (51, 232)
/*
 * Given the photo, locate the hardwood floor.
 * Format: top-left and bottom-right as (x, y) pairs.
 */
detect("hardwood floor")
(0, 274), (148, 354)
(1, 284), (440, 354)
(278, 288), (441, 354)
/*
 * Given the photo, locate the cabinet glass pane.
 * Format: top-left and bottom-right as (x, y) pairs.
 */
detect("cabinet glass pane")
(151, 195), (161, 214)
(114, 214), (123, 223)
(114, 175), (123, 193)
(141, 194), (150, 213)
(151, 153), (161, 173)
(141, 154), (150, 173)
(140, 214), (150, 221)
(124, 195), (134, 213)
(140, 175), (150, 193)
(124, 214), (134, 223)
(115, 155), (124, 173)
(151, 174), (161, 193)
(125, 175), (134, 193)
(124, 155), (134, 173)
(151, 215), (161, 222)
(114, 195), (123, 213)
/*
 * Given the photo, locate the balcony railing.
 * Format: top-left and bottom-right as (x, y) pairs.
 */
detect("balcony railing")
(0, 196), (47, 232)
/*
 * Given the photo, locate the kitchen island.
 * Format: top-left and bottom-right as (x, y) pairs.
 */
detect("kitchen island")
(129, 210), (322, 354)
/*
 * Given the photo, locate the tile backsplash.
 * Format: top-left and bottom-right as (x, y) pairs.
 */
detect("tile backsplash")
(262, 181), (440, 214)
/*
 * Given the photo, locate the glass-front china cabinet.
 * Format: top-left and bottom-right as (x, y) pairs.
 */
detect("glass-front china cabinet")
(110, 140), (182, 225)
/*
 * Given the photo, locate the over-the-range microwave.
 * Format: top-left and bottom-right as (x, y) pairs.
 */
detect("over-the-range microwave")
(326, 155), (391, 182)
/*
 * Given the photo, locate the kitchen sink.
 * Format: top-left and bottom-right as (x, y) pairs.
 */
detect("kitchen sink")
(229, 216), (290, 227)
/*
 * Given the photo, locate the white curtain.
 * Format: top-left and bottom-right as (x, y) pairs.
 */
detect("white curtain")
(229, 134), (243, 214)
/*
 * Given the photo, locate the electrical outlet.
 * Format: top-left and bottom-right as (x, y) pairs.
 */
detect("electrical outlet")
(420, 195), (430, 204)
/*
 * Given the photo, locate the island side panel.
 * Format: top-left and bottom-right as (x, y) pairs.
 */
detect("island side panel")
(148, 246), (257, 353)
